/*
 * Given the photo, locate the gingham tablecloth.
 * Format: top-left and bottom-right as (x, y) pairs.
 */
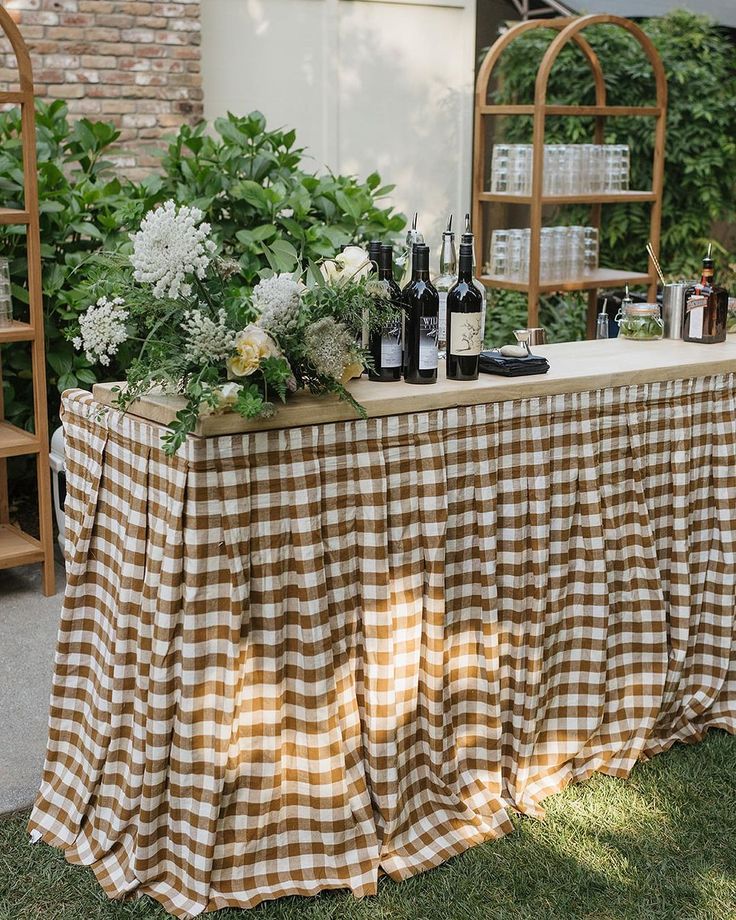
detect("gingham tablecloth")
(30, 379), (736, 917)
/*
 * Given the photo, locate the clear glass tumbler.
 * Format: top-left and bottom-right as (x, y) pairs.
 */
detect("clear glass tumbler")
(0, 257), (12, 327)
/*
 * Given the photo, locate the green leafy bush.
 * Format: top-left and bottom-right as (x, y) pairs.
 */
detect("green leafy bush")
(0, 105), (406, 439)
(0, 100), (131, 431)
(484, 9), (736, 340)
(140, 112), (406, 283)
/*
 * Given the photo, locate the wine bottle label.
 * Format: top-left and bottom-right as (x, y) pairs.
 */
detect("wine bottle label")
(380, 329), (402, 368)
(418, 316), (438, 369)
(438, 293), (447, 342)
(687, 294), (707, 339)
(450, 312), (482, 356)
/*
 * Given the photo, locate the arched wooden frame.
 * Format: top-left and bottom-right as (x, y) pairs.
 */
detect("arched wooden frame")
(0, 6), (56, 595)
(472, 14), (667, 336)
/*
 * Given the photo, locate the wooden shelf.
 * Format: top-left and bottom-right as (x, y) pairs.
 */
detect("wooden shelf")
(478, 190), (657, 205)
(480, 267), (653, 294)
(0, 207), (30, 225)
(472, 15), (666, 334)
(0, 320), (34, 342)
(0, 522), (44, 569)
(0, 5), (56, 596)
(480, 104), (661, 117)
(0, 91), (29, 104)
(0, 420), (39, 458)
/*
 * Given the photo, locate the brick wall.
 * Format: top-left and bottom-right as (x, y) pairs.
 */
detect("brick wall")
(2, 0), (203, 179)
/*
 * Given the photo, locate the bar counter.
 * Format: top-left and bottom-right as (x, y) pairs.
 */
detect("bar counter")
(30, 337), (736, 918)
(91, 337), (736, 435)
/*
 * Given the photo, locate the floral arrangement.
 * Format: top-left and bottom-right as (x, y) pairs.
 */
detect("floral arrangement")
(71, 201), (400, 453)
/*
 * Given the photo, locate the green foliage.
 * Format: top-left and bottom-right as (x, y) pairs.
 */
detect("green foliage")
(484, 289), (587, 347)
(0, 100), (132, 431)
(115, 111), (406, 286)
(0, 105), (406, 443)
(487, 10), (736, 340)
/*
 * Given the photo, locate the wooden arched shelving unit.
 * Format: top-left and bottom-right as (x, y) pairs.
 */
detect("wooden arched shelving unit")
(0, 7), (55, 594)
(472, 14), (667, 337)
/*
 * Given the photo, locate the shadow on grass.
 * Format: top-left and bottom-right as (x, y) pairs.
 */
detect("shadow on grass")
(1, 732), (735, 920)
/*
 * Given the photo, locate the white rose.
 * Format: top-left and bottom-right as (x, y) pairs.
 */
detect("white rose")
(321, 246), (371, 286)
(337, 245), (371, 282)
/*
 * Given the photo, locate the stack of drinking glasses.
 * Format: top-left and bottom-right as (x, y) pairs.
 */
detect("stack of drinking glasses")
(0, 258), (12, 326)
(488, 226), (599, 282)
(489, 143), (630, 195)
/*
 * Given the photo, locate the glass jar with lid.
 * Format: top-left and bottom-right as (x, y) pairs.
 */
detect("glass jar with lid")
(615, 302), (663, 340)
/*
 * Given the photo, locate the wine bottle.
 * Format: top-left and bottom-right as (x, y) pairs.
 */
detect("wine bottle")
(433, 214), (457, 360)
(367, 240), (382, 274)
(461, 213), (487, 341)
(447, 242), (482, 381)
(682, 244), (728, 344)
(403, 243), (439, 385)
(368, 245), (403, 382)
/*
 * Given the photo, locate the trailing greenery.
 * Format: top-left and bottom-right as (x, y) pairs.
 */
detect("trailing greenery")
(0, 105), (405, 440)
(485, 9), (736, 341)
(3, 732), (735, 919)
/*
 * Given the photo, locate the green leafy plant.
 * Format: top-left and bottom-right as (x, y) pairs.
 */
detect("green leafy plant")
(114, 111), (406, 285)
(0, 100), (132, 432)
(0, 105), (406, 452)
(484, 9), (736, 341)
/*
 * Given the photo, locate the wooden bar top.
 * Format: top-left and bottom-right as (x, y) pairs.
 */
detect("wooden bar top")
(92, 338), (736, 438)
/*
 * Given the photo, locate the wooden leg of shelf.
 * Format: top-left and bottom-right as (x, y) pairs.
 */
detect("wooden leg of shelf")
(586, 289), (598, 340)
(0, 349), (7, 524)
(0, 459), (8, 524)
(35, 436), (56, 597)
(529, 299), (540, 328)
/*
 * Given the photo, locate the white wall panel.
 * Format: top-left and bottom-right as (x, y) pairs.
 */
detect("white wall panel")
(201, 0), (477, 258)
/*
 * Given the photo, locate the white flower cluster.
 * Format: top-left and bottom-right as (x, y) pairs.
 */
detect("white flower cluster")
(182, 307), (236, 364)
(130, 199), (216, 300)
(73, 296), (129, 367)
(253, 273), (303, 339)
(304, 316), (356, 379)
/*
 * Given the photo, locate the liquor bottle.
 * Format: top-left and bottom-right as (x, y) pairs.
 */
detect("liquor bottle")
(433, 214), (457, 360)
(403, 243), (439, 385)
(461, 213), (487, 342)
(447, 242), (483, 381)
(368, 245), (403, 382)
(394, 211), (424, 286)
(682, 244), (728, 344)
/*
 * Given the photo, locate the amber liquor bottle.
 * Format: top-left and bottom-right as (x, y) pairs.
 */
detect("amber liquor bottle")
(683, 245), (728, 344)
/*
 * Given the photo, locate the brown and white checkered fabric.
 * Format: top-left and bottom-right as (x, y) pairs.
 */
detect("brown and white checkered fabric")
(29, 377), (736, 917)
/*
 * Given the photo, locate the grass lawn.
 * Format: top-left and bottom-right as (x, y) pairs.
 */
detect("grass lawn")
(2, 732), (735, 920)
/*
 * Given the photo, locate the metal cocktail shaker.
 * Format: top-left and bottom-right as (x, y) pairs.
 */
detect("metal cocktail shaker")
(662, 283), (688, 339)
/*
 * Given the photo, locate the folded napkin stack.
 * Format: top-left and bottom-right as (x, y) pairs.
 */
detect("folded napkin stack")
(478, 350), (550, 377)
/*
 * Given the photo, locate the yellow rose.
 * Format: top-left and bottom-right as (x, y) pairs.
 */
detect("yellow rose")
(227, 324), (280, 377)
